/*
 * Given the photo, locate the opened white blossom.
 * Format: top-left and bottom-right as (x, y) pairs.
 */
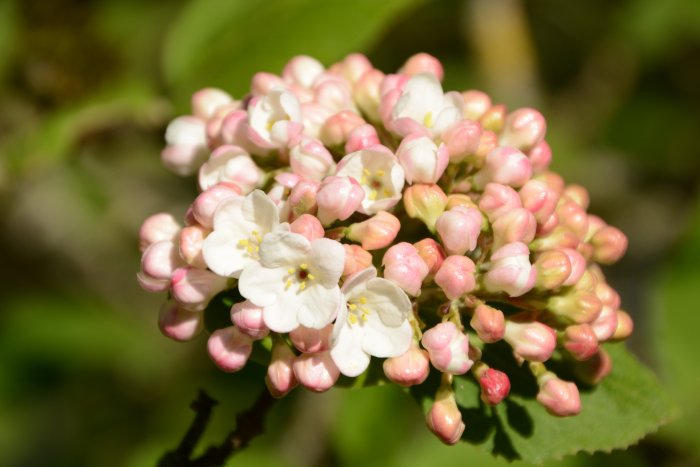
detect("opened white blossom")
(139, 53), (634, 446)
(330, 267), (413, 377)
(202, 190), (280, 278)
(239, 230), (345, 333)
(335, 147), (405, 214)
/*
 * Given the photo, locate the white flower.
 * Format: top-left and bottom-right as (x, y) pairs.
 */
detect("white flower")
(335, 147), (405, 215)
(239, 230), (345, 333)
(202, 190), (280, 278)
(198, 145), (264, 193)
(330, 267), (413, 377)
(390, 73), (462, 138)
(247, 88), (303, 149)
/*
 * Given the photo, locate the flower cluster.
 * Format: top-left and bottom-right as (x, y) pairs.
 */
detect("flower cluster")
(138, 53), (631, 445)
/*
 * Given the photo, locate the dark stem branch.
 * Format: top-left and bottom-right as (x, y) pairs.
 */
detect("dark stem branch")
(158, 389), (276, 467)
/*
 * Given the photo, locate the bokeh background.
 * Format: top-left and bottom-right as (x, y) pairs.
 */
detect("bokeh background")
(1, 0), (699, 466)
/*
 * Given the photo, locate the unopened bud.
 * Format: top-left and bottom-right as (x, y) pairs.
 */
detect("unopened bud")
(483, 242), (536, 298)
(342, 244), (373, 277)
(461, 90), (491, 120)
(171, 266), (229, 311)
(548, 291), (602, 324)
(191, 87), (233, 120)
(293, 351), (340, 392)
(288, 180), (319, 219)
(519, 179), (559, 224)
(320, 110), (365, 148)
(473, 147), (532, 190)
(400, 53), (444, 80)
(426, 386), (465, 445)
(231, 300), (269, 340)
(472, 130), (499, 167)
(478, 183), (522, 222)
(290, 213), (325, 241)
(383, 341), (431, 387)
(527, 140), (552, 174)
(139, 213), (181, 252)
(469, 304), (505, 343)
(397, 134), (450, 185)
(347, 211), (401, 250)
(207, 326), (253, 373)
(533, 250), (571, 290)
(403, 183), (448, 232)
(441, 119), (482, 163)
(436, 206), (482, 255)
(492, 207), (537, 249)
(536, 372), (581, 417)
(500, 108), (546, 152)
(434, 256), (476, 300)
(345, 123), (380, 153)
(290, 324), (332, 353)
(316, 176), (365, 225)
(480, 104), (506, 133)
(179, 225), (209, 269)
(591, 226), (628, 265)
(266, 339), (298, 398)
(158, 300), (204, 342)
(421, 322), (473, 375)
(198, 145), (263, 193)
(573, 348), (612, 385)
(283, 55), (324, 88)
(611, 310), (634, 341)
(192, 183), (242, 228)
(382, 242), (430, 296)
(562, 324), (599, 361)
(590, 305), (619, 342)
(475, 365), (511, 406)
(504, 320), (556, 362)
(413, 238), (447, 276)
(353, 69), (385, 122)
(289, 137), (335, 181)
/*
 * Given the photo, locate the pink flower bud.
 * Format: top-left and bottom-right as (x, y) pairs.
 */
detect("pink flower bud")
(519, 179), (560, 224)
(461, 90), (491, 120)
(214, 109), (248, 149)
(548, 291), (602, 324)
(484, 242), (536, 297)
(314, 79), (354, 113)
(293, 351), (340, 392)
(500, 108), (546, 152)
(396, 134), (450, 185)
(563, 184), (590, 210)
(435, 206), (482, 255)
(596, 281), (621, 309)
(590, 226), (628, 265)
(171, 266), (229, 311)
(480, 104), (506, 133)
(503, 320), (556, 362)
(533, 250), (571, 290)
(473, 130), (499, 166)
(315, 176), (365, 226)
(283, 55), (324, 88)
(421, 322), (473, 374)
(529, 226), (580, 252)
(492, 207), (537, 249)
(612, 310), (634, 341)
(158, 300), (204, 342)
(473, 147), (533, 190)
(342, 244), (373, 277)
(288, 180), (319, 220)
(383, 341), (430, 387)
(191, 88), (233, 120)
(413, 238), (447, 276)
(536, 373), (581, 417)
(141, 240), (184, 282)
(478, 183), (522, 222)
(353, 68), (385, 122)
(527, 141), (552, 174)
(469, 304), (505, 343)
(290, 213), (325, 241)
(345, 123), (381, 153)
(289, 137), (335, 181)
(320, 110), (365, 148)
(290, 324), (333, 353)
(251, 72), (285, 95)
(208, 326), (253, 372)
(161, 116), (209, 176)
(382, 242), (430, 296)
(563, 324), (599, 361)
(557, 199), (589, 240)
(198, 145), (263, 193)
(441, 119), (483, 163)
(573, 348), (612, 385)
(334, 53), (373, 84)
(426, 389), (465, 445)
(535, 171), (565, 194)
(434, 256), (476, 300)
(559, 248), (586, 286)
(266, 340), (298, 398)
(179, 225), (209, 269)
(585, 214), (607, 242)
(139, 213), (181, 253)
(191, 183), (242, 228)
(403, 183), (448, 232)
(230, 300), (269, 339)
(346, 211), (401, 250)
(400, 53), (444, 81)
(300, 101), (333, 139)
(478, 367), (511, 406)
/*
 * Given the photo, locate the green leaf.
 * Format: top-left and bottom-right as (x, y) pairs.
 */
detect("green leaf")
(412, 344), (676, 463)
(452, 344), (676, 463)
(162, 0), (425, 107)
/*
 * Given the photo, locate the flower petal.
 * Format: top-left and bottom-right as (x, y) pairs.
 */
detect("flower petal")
(262, 298), (302, 333)
(202, 230), (252, 278)
(239, 263), (286, 307)
(365, 277), (412, 327)
(309, 238), (345, 287)
(330, 323), (371, 377)
(258, 230), (309, 268)
(297, 284), (341, 329)
(243, 190), (279, 232)
(362, 318), (412, 358)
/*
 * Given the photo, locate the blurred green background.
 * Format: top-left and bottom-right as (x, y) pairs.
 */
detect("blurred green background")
(1, 0), (699, 466)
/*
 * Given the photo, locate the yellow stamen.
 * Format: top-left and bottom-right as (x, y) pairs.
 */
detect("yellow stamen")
(299, 281), (306, 291)
(288, 268), (296, 274)
(359, 296), (367, 304)
(376, 170), (385, 177)
(348, 303), (357, 310)
(300, 263), (308, 270)
(348, 314), (358, 325)
(424, 111), (434, 128)
(307, 274), (315, 280)
(368, 190), (377, 201)
(238, 239), (249, 247)
(285, 279), (292, 290)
